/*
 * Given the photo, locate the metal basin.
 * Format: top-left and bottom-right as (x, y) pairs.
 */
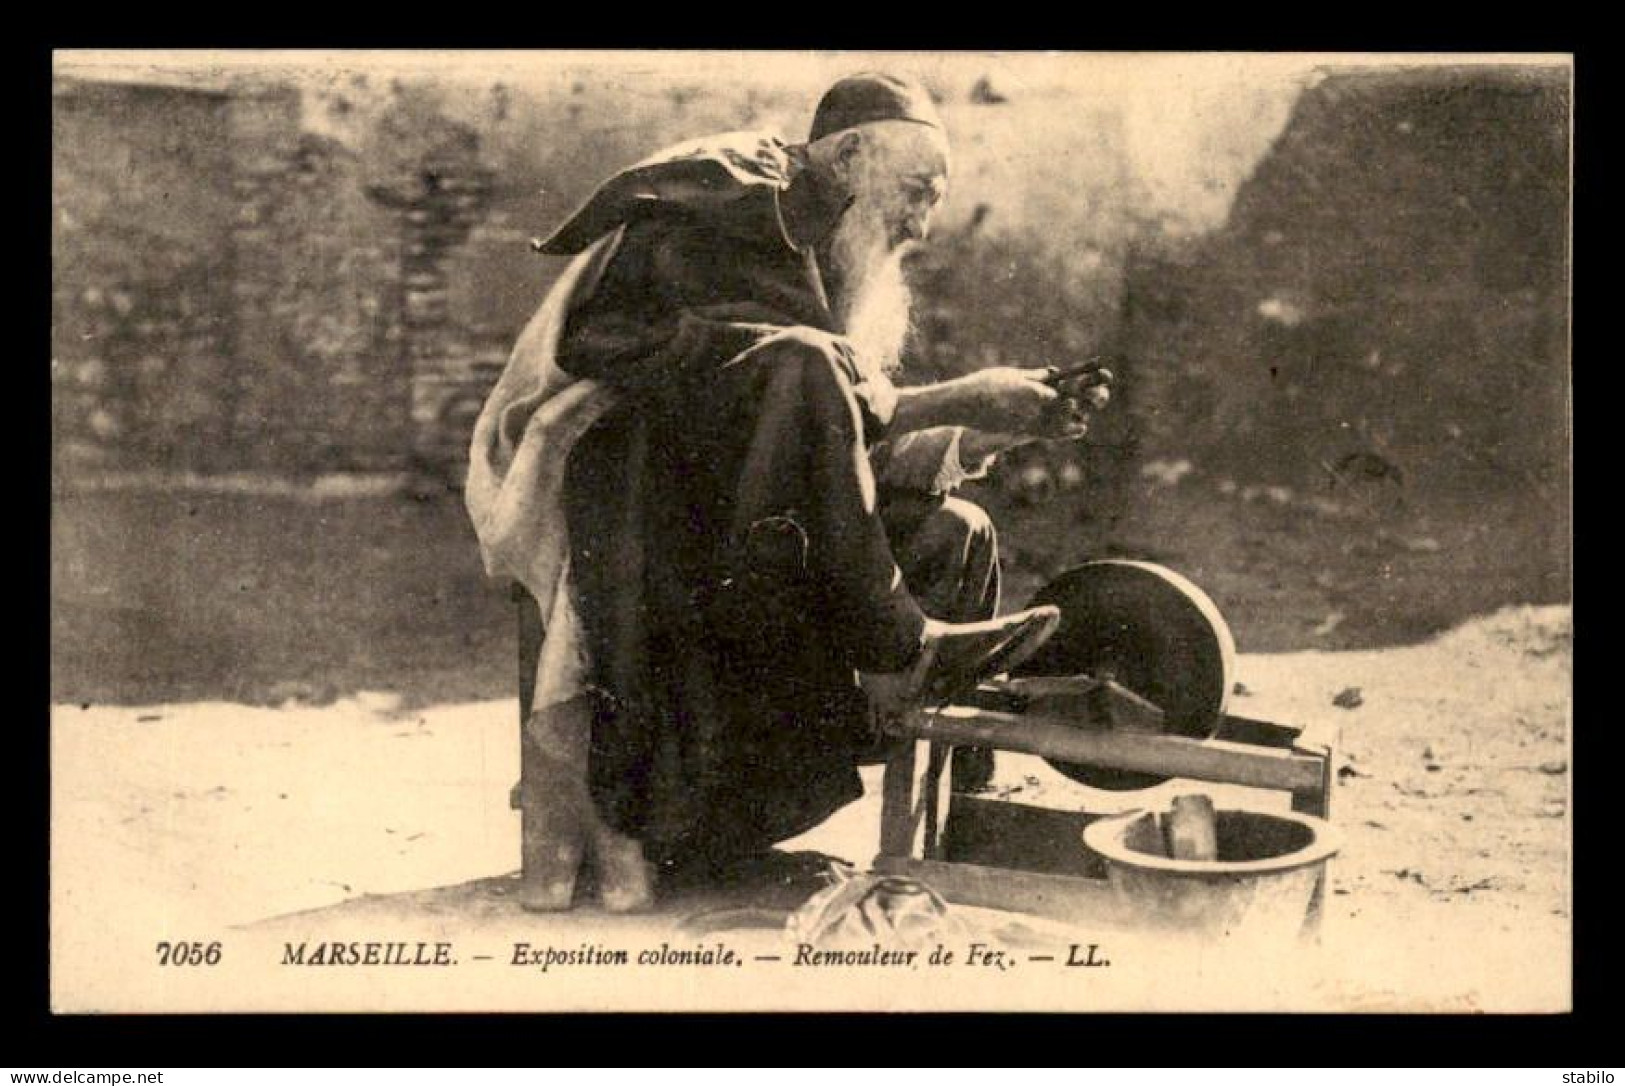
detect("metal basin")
(1081, 806), (1340, 941)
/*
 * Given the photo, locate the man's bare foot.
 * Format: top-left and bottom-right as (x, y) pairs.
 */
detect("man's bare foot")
(517, 867), (581, 913)
(591, 827), (657, 913)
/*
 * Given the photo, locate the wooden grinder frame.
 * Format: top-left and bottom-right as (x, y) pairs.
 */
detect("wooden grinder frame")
(872, 674), (1339, 930)
(514, 584), (1338, 930)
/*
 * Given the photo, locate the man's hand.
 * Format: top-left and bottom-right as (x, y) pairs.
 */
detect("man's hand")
(1042, 362), (1112, 438)
(963, 364), (1112, 440)
(954, 366), (1068, 435)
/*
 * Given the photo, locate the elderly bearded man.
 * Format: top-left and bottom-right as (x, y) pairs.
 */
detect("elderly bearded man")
(467, 73), (1111, 911)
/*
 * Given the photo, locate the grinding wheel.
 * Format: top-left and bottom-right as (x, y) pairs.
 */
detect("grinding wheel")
(1012, 560), (1237, 790)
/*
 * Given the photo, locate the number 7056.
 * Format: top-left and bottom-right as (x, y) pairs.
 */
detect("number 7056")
(155, 941), (222, 966)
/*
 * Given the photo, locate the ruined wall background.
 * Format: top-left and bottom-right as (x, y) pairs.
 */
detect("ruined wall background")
(52, 53), (1308, 485)
(53, 82), (239, 474)
(51, 55), (1571, 622)
(51, 54), (1572, 707)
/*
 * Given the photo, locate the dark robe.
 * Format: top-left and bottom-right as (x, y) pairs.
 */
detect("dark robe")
(541, 133), (930, 866)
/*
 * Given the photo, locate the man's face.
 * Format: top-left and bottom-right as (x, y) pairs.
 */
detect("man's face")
(848, 122), (951, 250)
(823, 122), (951, 375)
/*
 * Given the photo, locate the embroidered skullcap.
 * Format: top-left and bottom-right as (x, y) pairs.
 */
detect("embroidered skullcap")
(809, 72), (945, 142)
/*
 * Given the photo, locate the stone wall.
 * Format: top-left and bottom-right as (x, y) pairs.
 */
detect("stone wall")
(52, 65), (1149, 486)
(52, 77), (484, 481)
(362, 101), (495, 473)
(52, 62), (1570, 505)
(52, 81), (238, 474)
(228, 88), (410, 473)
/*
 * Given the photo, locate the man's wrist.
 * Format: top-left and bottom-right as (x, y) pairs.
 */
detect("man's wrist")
(892, 380), (979, 434)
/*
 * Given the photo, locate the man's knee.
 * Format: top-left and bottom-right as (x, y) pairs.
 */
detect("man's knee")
(913, 497), (997, 567)
(936, 496), (996, 549)
(897, 495), (998, 566)
(898, 495), (1001, 623)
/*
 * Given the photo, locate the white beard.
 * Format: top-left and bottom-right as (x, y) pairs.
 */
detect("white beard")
(825, 203), (914, 379)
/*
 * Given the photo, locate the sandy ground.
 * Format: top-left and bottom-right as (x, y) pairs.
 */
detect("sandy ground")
(51, 604), (1570, 1013)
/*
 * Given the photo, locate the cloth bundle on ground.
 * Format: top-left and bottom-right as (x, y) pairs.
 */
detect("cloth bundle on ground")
(786, 863), (965, 949)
